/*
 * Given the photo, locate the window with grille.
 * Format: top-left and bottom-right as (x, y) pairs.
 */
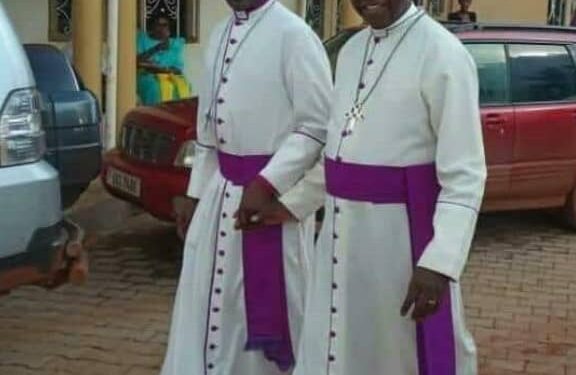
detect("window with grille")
(49, 0), (72, 42)
(426, 0), (446, 17)
(306, 0), (326, 38)
(141, 0), (199, 43)
(48, 0), (200, 43)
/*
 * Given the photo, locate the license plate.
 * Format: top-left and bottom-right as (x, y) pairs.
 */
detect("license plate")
(106, 168), (141, 198)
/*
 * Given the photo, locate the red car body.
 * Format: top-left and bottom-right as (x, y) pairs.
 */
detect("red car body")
(102, 25), (576, 226)
(102, 99), (197, 221)
(457, 27), (576, 213)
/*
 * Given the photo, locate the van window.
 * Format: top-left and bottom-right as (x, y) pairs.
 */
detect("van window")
(508, 44), (576, 104)
(24, 45), (78, 94)
(465, 43), (509, 105)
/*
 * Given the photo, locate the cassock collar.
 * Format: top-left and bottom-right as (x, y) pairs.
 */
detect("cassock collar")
(234, 0), (274, 22)
(371, 3), (418, 38)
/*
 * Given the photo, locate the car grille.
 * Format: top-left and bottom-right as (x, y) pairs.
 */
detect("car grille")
(121, 123), (175, 165)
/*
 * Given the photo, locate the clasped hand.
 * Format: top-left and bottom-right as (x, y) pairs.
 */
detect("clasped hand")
(234, 180), (295, 230)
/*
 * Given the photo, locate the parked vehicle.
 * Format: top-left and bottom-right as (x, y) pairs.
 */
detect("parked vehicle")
(103, 24), (576, 228)
(446, 23), (576, 225)
(102, 99), (196, 221)
(0, 3), (86, 294)
(24, 44), (102, 208)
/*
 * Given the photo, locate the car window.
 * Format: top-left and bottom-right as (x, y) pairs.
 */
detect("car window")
(24, 45), (78, 94)
(508, 44), (576, 104)
(465, 43), (509, 105)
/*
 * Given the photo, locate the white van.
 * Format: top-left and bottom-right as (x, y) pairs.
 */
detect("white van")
(0, 3), (85, 293)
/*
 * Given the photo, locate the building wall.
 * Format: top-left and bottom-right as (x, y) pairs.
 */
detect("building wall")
(456, 0), (549, 24)
(338, 0), (551, 31)
(3, 0), (53, 44)
(2, 0), (299, 92)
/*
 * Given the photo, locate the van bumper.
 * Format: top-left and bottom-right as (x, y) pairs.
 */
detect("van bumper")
(0, 161), (88, 294)
(0, 218), (88, 294)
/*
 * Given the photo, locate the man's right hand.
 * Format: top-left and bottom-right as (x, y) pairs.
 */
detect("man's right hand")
(173, 196), (199, 241)
(235, 198), (297, 231)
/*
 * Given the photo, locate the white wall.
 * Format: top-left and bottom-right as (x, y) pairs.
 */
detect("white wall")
(2, 0), (52, 44)
(182, 1), (227, 92)
(2, 0), (300, 90)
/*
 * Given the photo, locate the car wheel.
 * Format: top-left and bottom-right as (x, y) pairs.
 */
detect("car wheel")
(562, 189), (576, 230)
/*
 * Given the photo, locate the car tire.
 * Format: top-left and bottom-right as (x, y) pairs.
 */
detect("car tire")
(562, 189), (576, 230)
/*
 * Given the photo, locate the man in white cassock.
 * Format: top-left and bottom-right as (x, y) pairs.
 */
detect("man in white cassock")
(251, 0), (487, 374)
(160, 0), (332, 374)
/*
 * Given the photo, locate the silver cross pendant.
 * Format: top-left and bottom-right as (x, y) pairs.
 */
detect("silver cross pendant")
(344, 103), (365, 134)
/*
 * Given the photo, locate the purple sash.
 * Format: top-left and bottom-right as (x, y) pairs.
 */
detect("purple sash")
(325, 157), (456, 375)
(218, 151), (295, 371)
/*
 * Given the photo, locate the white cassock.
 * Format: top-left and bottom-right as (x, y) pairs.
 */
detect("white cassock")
(160, 1), (333, 375)
(280, 5), (486, 375)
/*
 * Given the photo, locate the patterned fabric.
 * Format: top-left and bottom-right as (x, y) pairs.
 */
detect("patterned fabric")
(137, 31), (190, 105)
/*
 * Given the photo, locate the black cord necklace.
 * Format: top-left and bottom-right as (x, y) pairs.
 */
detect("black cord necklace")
(203, 1), (276, 131)
(344, 11), (426, 134)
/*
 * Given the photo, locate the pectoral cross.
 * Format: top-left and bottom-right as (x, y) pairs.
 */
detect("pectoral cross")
(344, 103), (364, 134)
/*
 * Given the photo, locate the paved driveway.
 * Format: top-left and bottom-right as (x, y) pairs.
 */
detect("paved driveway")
(0, 196), (575, 374)
(466, 212), (576, 375)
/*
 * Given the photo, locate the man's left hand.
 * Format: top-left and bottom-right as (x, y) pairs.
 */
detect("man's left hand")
(235, 179), (276, 230)
(400, 267), (450, 322)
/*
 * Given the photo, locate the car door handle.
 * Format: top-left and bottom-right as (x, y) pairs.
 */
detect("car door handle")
(485, 113), (505, 123)
(485, 121), (504, 128)
(485, 122), (506, 135)
(485, 112), (505, 122)
(485, 113), (504, 120)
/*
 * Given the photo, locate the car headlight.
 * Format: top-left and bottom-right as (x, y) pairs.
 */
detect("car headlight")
(174, 140), (195, 168)
(0, 88), (46, 167)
